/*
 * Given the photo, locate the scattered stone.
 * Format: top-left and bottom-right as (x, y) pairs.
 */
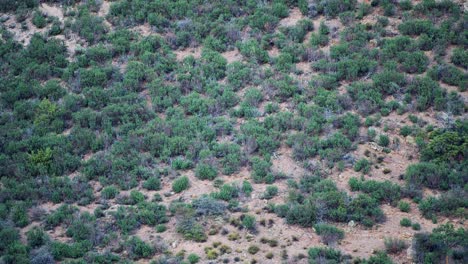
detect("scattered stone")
(348, 220), (356, 227)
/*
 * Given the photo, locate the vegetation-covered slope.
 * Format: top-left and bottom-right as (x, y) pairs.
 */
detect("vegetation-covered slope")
(0, 0), (466, 263)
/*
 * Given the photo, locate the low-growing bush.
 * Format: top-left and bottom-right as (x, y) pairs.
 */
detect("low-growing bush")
(384, 237), (408, 254)
(172, 176), (190, 193)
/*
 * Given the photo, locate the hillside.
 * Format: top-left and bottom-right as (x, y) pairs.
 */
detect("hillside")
(0, 0), (467, 263)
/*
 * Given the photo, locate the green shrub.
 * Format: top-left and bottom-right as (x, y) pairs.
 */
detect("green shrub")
(143, 177), (161, 190)
(413, 224), (466, 264)
(187, 253), (200, 264)
(399, 51), (428, 74)
(354, 159), (371, 174)
(451, 48), (468, 69)
(156, 224), (167, 233)
(314, 224), (344, 245)
(242, 180), (253, 197)
(400, 218), (412, 227)
(176, 218), (207, 242)
(308, 247), (349, 263)
(195, 163), (218, 180)
(412, 223), (421, 231)
(126, 236), (154, 260)
(262, 185), (278, 199)
(398, 201), (411, 213)
(384, 237), (407, 254)
(248, 245), (260, 255)
(242, 214), (256, 231)
(173, 176), (190, 193)
(378, 134), (390, 147)
(32, 11), (47, 28)
(27, 227), (47, 248)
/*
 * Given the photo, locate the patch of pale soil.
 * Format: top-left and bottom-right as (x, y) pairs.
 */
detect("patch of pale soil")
(338, 204), (461, 261)
(140, 89), (153, 110)
(98, 0), (110, 17)
(132, 23), (154, 37)
(174, 47), (202, 61)
(222, 49), (243, 64)
(278, 7), (304, 27)
(47, 225), (72, 243)
(83, 152), (93, 162)
(267, 46), (280, 58)
(271, 146), (305, 178)
(54, 33), (85, 56)
(3, 15), (48, 45)
(40, 3), (64, 21)
(75, 202), (100, 214)
(296, 62), (311, 74)
(97, 0), (112, 28)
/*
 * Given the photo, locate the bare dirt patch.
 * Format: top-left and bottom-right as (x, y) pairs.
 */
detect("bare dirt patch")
(40, 3), (64, 21)
(174, 47), (202, 61)
(222, 49), (243, 64)
(279, 7), (304, 27)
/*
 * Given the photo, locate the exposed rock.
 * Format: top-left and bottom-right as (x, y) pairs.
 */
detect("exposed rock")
(348, 220), (356, 227)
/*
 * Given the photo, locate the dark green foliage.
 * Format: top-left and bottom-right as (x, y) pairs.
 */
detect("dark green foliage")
(314, 224), (344, 245)
(250, 157), (273, 183)
(176, 216), (207, 242)
(192, 196), (226, 216)
(262, 185), (278, 199)
(195, 163), (218, 180)
(188, 253), (200, 264)
(125, 236), (154, 260)
(400, 218), (412, 227)
(308, 247), (350, 264)
(241, 214), (256, 231)
(27, 227), (47, 248)
(101, 186), (119, 199)
(398, 19), (434, 36)
(354, 159), (371, 174)
(143, 177), (161, 190)
(413, 224), (467, 264)
(451, 48), (468, 69)
(398, 51), (428, 74)
(172, 176), (190, 193)
(71, 6), (108, 44)
(398, 201), (410, 212)
(32, 11), (47, 28)
(428, 64), (466, 91)
(349, 177), (401, 204)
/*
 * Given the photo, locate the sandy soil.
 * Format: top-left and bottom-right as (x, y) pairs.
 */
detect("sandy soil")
(278, 8), (304, 27)
(174, 47), (202, 61)
(222, 49), (243, 64)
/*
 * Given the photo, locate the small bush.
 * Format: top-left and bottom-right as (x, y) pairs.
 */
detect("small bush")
(126, 236), (154, 260)
(173, 176), (190, 193)
(412, 222), (421, 230)
(398, 201), (411, 213)
(242, 214), (256, 231)
(188, 253), (200, 264)
(354, 159), (371, 174)
(378, 134), (390, 147)
(143, 177), (161, 190)
(195, 163), (218, 180)
(248, 245), (260, 255)
(400, 218), (412, 227)
(262, 185), (278, 199)
(314, 224), (344, 245)
(101, 186), (119, 199)
(384, 237), (407, 254)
